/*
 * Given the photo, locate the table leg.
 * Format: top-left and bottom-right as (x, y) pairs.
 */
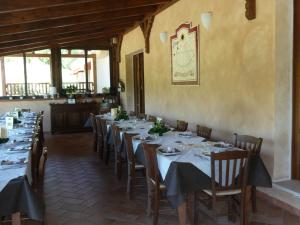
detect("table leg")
(12, 212), (21, 225)
(178, 202), (187, 225)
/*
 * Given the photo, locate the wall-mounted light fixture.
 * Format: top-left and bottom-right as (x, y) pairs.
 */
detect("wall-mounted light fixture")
(201, 12), (213, 30)
(159, 32), (168, 43)
(111, 37), (118, 45)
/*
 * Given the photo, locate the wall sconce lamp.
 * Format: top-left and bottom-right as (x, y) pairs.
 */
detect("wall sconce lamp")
(201, 12), (213, 30)
(111, 37), (118, 45)
(159, 32), (168, 43)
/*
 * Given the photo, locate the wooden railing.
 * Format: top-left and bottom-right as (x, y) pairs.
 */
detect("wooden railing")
(62, 82), (94, 93)
(6, 82), (95, 96)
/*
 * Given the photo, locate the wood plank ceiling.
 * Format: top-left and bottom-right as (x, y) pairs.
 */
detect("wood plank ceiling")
(0, 0), (176, 56)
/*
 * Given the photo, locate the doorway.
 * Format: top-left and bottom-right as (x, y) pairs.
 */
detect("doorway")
(133, 52), (145, 115)
(293, 0), (300, 179)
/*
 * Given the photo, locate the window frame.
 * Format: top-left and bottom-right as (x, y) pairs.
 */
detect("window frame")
(0, 51), (52, 97)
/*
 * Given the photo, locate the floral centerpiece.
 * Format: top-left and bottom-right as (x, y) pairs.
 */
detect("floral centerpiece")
(114, 108), (129, 121)
(148, 119), (170, 136)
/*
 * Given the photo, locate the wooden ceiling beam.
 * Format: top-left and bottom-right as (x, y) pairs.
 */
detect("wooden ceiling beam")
(0, 16), (142, 44)
(0, 0), (170, 26)
(0, 28), (125, 51)
(0, 0), (104, 12)
(0, 6), (156, 36)
(0, 38), (111, 57)
(0, 35), (112, 57)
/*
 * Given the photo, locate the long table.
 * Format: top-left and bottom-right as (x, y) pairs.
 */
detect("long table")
(100, 115), (272, 225)
(0, 112), (43, 224)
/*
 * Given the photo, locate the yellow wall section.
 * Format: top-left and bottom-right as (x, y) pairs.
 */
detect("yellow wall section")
(120, 0), (277, 177)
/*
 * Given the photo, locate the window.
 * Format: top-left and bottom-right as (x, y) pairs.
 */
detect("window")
(61, 49), (110, 94)
(26, 52), (51, 96)
(0, 49), (51, 97)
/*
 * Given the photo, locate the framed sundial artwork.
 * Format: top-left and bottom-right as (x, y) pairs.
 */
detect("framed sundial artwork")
(170, 22), (199, 85)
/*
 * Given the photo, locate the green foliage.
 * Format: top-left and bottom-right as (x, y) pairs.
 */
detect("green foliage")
(114, 109), (129, 121)
(65, 85), (78, 94)
(0, 138), (9, 144)
(37, 57), (50, 65)
(148, 120), (170, 136)
(102, 87), (109, 93)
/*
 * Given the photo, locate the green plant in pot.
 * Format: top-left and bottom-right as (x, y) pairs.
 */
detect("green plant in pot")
(148, 120), (170, 136)
(65, 85), (78, 98)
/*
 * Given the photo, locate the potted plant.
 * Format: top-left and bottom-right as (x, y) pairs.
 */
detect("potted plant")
(65, 85), (78, 104)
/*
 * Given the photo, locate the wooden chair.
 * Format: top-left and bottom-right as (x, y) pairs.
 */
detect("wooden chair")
(196, 125), (212, 140)
(111, 124), (123, 179)
(37, 111), (45, 144)
(89, 113), (98, 152)
(129, 111), (136, 117)
(37, 147), (48, 192)
(124, 133), (145, 198)
(96, 117), (103, 159)
(142, 143), (168, 225)
(100, 118), (110, 164)
(30, 138), (41, 189)
(137, 113), (147, 120)
(176, 120), (188, 131)
(148, 115), (157, 122)
(195, 150), (250, 225)
(234, 133), (263, 213)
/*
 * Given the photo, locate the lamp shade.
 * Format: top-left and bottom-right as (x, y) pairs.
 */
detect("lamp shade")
(49, 87), (57, 95)
(201, 12), (213, 30)
(159, 32), (168, 43)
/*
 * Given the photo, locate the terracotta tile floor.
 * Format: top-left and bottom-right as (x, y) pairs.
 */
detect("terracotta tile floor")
(40, 133), (300, 225)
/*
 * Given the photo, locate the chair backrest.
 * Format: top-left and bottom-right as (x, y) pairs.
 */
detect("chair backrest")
(138, 113), (147, 120)
(148, 115), (157, 122)
(124, 133), (138, 165)
(38, 147), (48, 187)
(234, 133), (263, 155)
(142, 143), (160, 187)
(129, 111), (136, 116)
(111, 124), (121, 150)
(89, 113), (97, 134)
(96, 117), (103, 138)
(100, 118), (108, 139)
(210, 150), (250, 193)
(30, 138), (40, 186)
(196, 125), (212, 140)
(176, 120), (188, 131)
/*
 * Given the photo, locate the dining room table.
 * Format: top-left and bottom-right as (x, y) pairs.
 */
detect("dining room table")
(99, 114), (272, 225)
(0, 112), (44, 225)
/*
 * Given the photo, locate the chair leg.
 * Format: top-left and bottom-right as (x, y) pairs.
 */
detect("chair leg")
(93, 134), (97, 152)
(97, 138), (103, 159)
(117, 157), (122, 180)
(240, 194), (245, 225)
(212, 196), (217, 225)
(153, 189), (160, 225)
(114, 150), (118, 175)
(251, 186), (257, 213)
(105, 144), (110, 165)
(127, 164), (135, 198)
(147, 180), (153, 216)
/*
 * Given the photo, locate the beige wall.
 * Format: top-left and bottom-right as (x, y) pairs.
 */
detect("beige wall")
(0, 99), (65, 132)
(120, 0), (294, 180)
